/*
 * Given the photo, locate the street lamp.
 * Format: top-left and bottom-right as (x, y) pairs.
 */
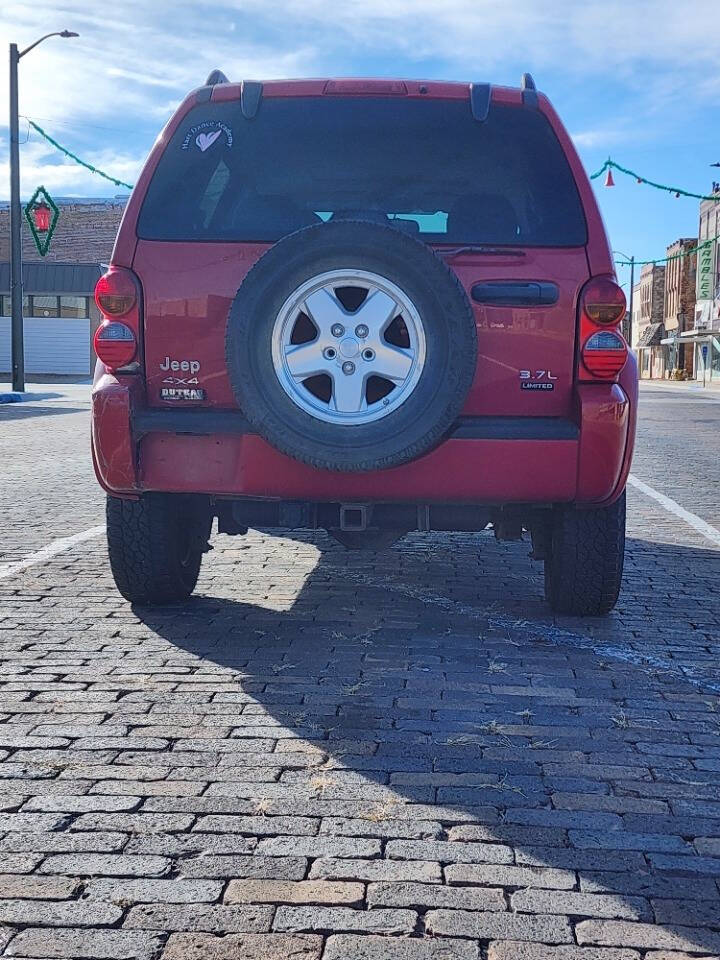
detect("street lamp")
(612, 250), (635, 343)
(9, 30), (78, 392)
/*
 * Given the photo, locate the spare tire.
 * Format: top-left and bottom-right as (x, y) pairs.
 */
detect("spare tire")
(226, 220), (477, 472)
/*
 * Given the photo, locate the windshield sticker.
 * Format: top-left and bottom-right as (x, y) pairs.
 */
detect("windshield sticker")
(182, 120), (233, 152)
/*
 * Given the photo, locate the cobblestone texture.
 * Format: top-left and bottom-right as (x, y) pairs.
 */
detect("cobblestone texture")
(0, 385), (719, 958)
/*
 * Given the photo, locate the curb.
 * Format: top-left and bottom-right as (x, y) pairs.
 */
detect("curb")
(0, 391), (65, 404)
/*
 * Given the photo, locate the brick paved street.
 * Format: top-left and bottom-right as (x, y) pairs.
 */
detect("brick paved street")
(0, 382), (719, 959)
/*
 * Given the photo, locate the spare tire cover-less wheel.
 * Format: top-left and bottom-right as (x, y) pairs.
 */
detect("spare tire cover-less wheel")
(225, 220), (477, 472)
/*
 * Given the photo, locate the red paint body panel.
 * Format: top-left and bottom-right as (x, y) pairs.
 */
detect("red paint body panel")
(136, 240), (589, 417)
(91, 371), (140, 493)
(95, 77), (636, 512)
(138, 432), (578, 502)
(576, 383), (629, 503)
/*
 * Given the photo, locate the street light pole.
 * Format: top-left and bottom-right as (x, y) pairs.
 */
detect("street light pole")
(9, 43), (23, 392)
(613, 251), (635, 343)
(8, 30), (78, 393)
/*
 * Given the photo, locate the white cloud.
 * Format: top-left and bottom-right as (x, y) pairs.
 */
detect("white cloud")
(570, 125), (632, 150)
(0, 138), (143, 196)
(0, 0), (718, 199)
(2, 0), (719, 130)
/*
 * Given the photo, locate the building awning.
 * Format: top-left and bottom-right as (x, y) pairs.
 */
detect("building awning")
(637, 322), (665, 348)
(0, 261), (102, 295)
(680, 330), (718, 342)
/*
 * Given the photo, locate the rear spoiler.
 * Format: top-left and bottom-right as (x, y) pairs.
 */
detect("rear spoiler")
(200, 70), (538, 122)
(199, 69), (263, 118)
(468, 72), (537, 121)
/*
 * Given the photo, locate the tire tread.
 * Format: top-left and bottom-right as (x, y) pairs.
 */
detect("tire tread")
(545, 491), (626, 616)
(106, 494), (202, 604)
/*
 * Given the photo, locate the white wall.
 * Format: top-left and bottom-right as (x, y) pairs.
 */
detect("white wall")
(0, 316), (90, 375)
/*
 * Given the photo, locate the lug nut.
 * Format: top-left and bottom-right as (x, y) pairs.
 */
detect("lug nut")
(362, 348), (375, 361)
(355, 324), (369, 338)
(323, 347), (337, 360)
(331, 324), (345, 337)
(342, 361), (355, 375)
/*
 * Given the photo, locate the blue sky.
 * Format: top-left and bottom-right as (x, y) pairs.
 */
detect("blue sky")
(2, 0), (719, 285)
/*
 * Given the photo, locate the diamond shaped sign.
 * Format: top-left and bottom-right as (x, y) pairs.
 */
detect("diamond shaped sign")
(24, 186), (59, 258)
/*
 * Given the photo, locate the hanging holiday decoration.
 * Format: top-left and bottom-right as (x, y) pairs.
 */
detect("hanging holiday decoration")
(24, 186), (59, 257)
(591, 158), (720, 202)
(28, 120), (135, 190)
(614, 235), (717, 268)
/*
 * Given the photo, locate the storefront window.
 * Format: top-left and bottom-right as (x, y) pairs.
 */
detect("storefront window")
(30, 296), (60, 318)
(712, 338), (720, 380)
(1, 295), (30, 316)
(2, 294), (90, 318)
(60, 296), (90, 319)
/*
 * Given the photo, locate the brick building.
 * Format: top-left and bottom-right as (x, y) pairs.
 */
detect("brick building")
(635, 262), (666, 379)
(679, 184), (720, 383)
(660, 238), (696, 377)
(630, 282), (642, 349)
(0, 199), (126, 376)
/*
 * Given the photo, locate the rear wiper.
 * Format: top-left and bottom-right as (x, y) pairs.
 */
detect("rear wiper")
(437, 245), (527, 259)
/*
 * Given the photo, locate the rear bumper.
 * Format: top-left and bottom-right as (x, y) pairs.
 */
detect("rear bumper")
(92, 371), (634, 506)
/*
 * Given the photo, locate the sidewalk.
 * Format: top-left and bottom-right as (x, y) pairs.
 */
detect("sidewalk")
(639, 378), (720, 399)
(0, 378), (91, 404)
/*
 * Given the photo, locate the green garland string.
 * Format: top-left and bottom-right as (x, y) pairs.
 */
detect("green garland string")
(28, 120), (135, 191)
(21, 124), (719, 266)
(615, 236), (717, 267)
(591, 158), (720, 202)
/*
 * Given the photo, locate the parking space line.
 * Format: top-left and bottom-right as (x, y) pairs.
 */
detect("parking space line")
(628, 474), (720, 548)
(0, 525), (105, 581)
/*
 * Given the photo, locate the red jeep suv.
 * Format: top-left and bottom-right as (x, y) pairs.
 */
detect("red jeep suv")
(91, 72), (637, 615)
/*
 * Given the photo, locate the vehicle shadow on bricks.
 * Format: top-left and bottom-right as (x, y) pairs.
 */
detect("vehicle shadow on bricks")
(134, 531), (720, 957)
(0, 404), (88, 421)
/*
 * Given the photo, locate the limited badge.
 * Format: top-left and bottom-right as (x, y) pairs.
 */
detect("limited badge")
(521, 382), (554, 391)
(519, 370), (557, 391)
(161, 387), (206, 401)
(181, 120), (233, 152)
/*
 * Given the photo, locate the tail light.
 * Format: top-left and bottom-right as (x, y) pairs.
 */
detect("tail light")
(94, 266), (141, 373)
(578, 275), (628, 382)
(95, 268), (137, 317)
(94, 321), (137, 370)
(582, 330), (628, 379)
(581, 277), (626, 326)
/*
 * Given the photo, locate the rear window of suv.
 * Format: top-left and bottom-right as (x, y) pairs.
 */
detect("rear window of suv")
(137, 96), (587, 247)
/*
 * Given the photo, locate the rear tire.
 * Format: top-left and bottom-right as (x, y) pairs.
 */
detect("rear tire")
(544, 491), (625, 616)
(106, 494), (211, 604)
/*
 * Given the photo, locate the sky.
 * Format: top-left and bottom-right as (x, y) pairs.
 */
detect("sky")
(1, 0), (720, 288)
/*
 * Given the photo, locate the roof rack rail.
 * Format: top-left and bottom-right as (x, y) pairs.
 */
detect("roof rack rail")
(521, 73), (538, 108)
(205, 69), (229, 86)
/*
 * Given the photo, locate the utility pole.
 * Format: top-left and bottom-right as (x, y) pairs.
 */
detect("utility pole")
(613, 251), (635, 343)
(627, 256), (635, 344)
(8, 30), (78, 393)
(9, 43), (22, 392)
